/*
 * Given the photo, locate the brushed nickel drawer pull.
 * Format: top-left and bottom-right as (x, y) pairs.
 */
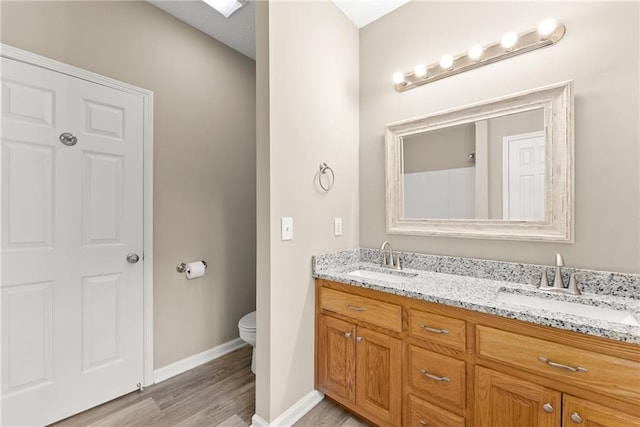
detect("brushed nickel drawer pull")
(346, 304), (366, 312)
(537, 356), (588, 373)
(356, 336), (363, 343)
(419, 368), (450, 382)
(344, 331), (352, 339)
(419, 324), (449, 334)
(542, 403), (554, 413)
(570, 412), (583, 423)
(418, 421), (428, 426)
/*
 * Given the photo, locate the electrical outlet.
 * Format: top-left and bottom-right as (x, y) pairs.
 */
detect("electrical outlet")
(334, 217), (343, 236)
(281, 217), (293, 241)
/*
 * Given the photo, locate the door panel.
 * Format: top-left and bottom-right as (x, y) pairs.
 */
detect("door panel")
(81, 274), (123, 371)
(2, 141), (54, 248)
(1, 56), (144, 426)
(318, 315), (355, 403)
(475, 366), (561, 427)
(503, 131), (545, 220)
(82, 152), (124, 245)
(356, 327), (402, 426)
(563, 395), (640, 427)
(83, 99), (125, 140)
(1, 282), (54, 394)
(1, 79), (56, 127)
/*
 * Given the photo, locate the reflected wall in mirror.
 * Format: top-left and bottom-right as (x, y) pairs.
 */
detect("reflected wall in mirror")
(385, 81), (573, 241)
(402, 108), (544, 221)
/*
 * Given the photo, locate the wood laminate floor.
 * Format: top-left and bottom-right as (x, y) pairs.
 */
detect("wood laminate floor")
(51, 345), (364, 427)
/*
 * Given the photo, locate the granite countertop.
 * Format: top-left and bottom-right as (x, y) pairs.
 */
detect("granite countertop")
(313, 254), (640, 345)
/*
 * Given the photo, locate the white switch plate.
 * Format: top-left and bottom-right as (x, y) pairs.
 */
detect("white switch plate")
(334, 217), (343, 236)
(281, 217), (293, 241)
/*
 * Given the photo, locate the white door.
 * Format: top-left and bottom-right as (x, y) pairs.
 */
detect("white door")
(502, 131), (545, 221)
(1, 57), (144, 426)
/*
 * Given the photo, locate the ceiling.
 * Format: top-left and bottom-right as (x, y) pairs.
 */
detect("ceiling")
(147, 0), (411, 60)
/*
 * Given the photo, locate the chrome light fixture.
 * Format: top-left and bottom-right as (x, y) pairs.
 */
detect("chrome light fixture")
(392, 18), (566, 92)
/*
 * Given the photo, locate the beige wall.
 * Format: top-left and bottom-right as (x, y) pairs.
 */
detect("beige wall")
(360, 1), (640, 273)
(256, 0), (359, 421)
(254, 0), (271, 420)
(1, 1), (257, 368)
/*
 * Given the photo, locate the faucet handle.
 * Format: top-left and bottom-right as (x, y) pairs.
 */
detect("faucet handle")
(539, 271), (549, 288)
(393, 254), (402, 270)
(567, 273), (581, 295)
(555, 253), (565, 267)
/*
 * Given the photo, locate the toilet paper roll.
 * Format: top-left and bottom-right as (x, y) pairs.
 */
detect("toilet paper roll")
(185, 261), (206, 280)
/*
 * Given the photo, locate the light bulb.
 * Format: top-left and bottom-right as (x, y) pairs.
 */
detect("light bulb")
(440, 54), (454, 69)
(501, 32), (518, 49)
(414, 64), (427, 78)
(392, 71), (405, 84)
(538, 18), (558, 38)
(468, 44), (483, 60)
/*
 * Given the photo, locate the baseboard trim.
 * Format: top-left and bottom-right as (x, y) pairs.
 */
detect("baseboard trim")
(153, 338), (246, 384)
(251, 390), (324, 426)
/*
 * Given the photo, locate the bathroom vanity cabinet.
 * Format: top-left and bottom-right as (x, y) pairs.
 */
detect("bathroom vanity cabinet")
(315, 279), (640, 427)
(317, 287), (402, 426)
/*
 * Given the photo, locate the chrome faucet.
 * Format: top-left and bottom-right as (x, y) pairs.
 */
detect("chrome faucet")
(538, 253), (580, 295)
(380, 241), (401, 270)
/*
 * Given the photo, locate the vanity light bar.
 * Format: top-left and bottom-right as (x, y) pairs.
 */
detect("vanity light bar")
(393, 18), (566, 92)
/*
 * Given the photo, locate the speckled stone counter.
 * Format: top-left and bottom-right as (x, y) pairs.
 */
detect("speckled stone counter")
(312, 248), (640, 344)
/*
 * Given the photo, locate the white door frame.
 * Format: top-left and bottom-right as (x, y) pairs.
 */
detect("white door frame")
(0, 43), (155, 387)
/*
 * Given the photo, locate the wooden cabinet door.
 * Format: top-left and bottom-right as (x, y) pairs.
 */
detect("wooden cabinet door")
(475, 366), (561, 427)
(318, 315), (356, 403)
(563, 395), (640, 426)
(355, 326), (402, 426)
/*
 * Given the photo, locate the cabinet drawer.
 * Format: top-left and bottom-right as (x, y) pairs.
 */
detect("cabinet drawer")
(406, 394), (465, 427)
(408, 309), (466, 351)
(477, 326), (640, 402)
(407, 345), (466, 410)
(319, 287), (402, 332)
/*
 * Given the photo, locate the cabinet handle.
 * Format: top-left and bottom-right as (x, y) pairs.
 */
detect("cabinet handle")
(537, 356), (588, 373)
(542, 403), (554, 413)
(419, 368), (450, 382)
(356, 336), (363, 343)
(345, 331), (352, 339)
(419, 324), (449, 334)
(418, 421), (428, 426)
(346, 304), (366, 312)
(570, 412), (583, 424)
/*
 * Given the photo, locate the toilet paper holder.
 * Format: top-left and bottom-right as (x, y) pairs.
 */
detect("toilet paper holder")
(176, 261), (208, 273)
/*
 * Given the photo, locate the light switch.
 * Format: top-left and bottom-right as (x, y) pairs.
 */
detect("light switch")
(281, 217), (293, 241)
(334, 217), (343, 236)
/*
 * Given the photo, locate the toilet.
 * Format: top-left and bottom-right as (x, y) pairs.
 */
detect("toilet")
(238, 311), (256, 374)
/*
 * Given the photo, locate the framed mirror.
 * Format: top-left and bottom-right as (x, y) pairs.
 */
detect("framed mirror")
(385, 81), (573, 241)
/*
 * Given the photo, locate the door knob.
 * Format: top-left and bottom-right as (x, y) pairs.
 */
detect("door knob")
(127, 253), (140, 264)
(570, 412), (583, 424)
(59, 132), (78, 146)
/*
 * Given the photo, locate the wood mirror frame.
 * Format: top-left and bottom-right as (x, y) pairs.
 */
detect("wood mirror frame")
(384, 81), (574, 242)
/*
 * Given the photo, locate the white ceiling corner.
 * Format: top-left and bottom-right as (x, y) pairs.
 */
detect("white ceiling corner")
(146, 0), (411, 61)
(331, 0), (411, 29)
(146, 0), (256, 60)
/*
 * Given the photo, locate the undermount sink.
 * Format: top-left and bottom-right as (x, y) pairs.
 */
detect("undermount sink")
(496, 291), (640, 326)
(346, 269), (416, 284)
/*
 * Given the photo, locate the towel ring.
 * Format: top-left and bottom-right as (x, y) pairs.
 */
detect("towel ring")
(318, 162), (335, 192)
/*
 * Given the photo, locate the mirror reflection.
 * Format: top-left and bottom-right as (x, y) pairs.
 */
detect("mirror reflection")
(402, 109), (544, 221)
